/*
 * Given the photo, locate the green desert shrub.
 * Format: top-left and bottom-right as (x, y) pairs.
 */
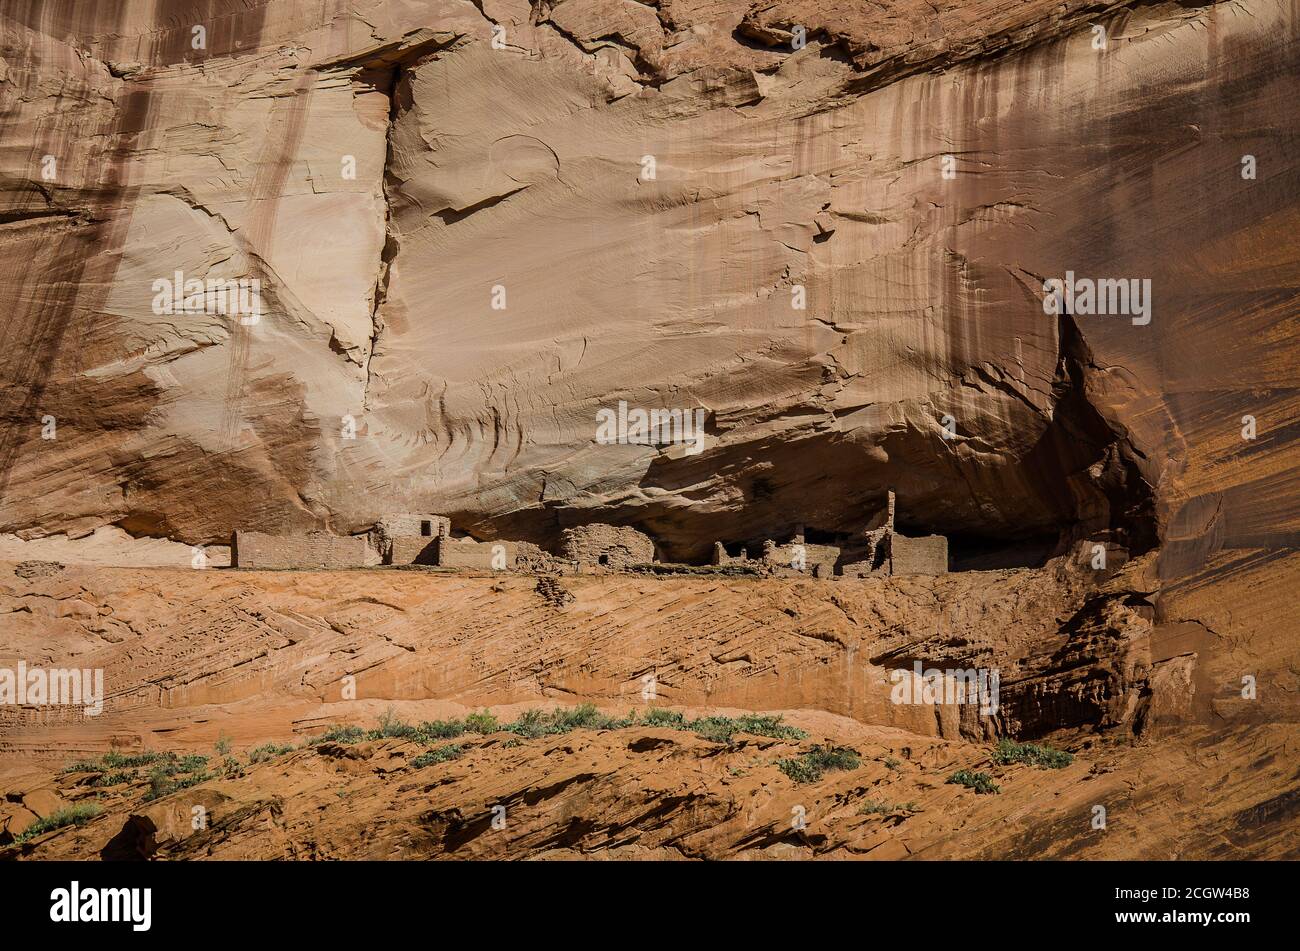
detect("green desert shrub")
(309, 725), (367, 745)
(350, 704), (816, 758)
(410, 745), (464, 768)
(641, 708), (686, 729)
(688, 714), (807, 745)
(410, 719), (465, 740)
(778, 745), (861, 783)
(68, 750), (207, 782)
(374, 708), (417, 740)
(143, 768), (212, 802)
(248, 742), (295, 763)
(491, 706), (806, 745)
(502, 704), (633, 738)
(63, 750), (165, 774)
(948, 769), (1000, 794)
(369, 710), (503, 746)
(90, 770), (136, 788)
(991, 738), (1073, 769)
(13, 803), (102, 843)
(101, 751), (166, 769)
(858, 800), (918, 815)
(463, 711), (499, 734)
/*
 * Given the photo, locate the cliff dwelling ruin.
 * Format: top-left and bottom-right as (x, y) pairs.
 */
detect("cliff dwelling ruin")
(230, 490), (950, 577)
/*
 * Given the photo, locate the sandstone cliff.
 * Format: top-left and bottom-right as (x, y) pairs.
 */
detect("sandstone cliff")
(0, 0), (1296, 861)
(2, 0), (1294, 568)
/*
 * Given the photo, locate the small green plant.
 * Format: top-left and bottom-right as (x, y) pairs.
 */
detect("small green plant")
(883, 756), (901, 770)
(13, 803), (102, 843)
(67, 750), (208, 791)
(412, 718), (464, 740)
(367, 711), (506, 746)
(248, 742), (295, 763)
(214, 733), (232, 757)
(309, 725), (367, 745)
(102, 751), (165, 769)
(858, 799), (918, 815)
(143, 753), (209, 779)
(410, 745), (464, 768)
(642, 708), (686, 728)
(143, 768), (212, 802)
(778, 744), (861, 783)
(90, 770), (136, 788)
(463, 710), (499, 734)
(375, 707), (409, 738)
(62, 750), (165, 774)
(501, 704), (634, 739)
(688, 714), (807, 745)
(991, 738), (1073, 769)
(137, 753), (214, 801)
(501, 709), (544, 738)
(948, 769), (1000, 794)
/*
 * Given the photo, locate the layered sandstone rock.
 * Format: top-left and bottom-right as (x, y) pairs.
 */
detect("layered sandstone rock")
(0, 0), (1293, 572)
(0, 0), (1296, 861)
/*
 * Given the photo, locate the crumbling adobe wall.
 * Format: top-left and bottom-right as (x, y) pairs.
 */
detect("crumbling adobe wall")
(712, 542), (753, 566)
(891, 535), (948, 575)
(232, 531), (369, 569)
(513, 540), (562, 572)
(762, 540), (840, 573)
(388, 536), (438, 565)
(841, 556), (890, 579)
(373, 513), (450, 563)
(378, 514), (450, 538)
(434, 537), (514, 569)
(559, 524), (654, 567)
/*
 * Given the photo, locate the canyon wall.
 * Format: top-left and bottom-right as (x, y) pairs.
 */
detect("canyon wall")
(1, 0), (1294, 569)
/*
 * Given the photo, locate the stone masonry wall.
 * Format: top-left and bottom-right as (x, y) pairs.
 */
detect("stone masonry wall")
(763, 541), (840, 572)
(434, 538), (514, 569)
(388, 536), (438, 565)
(891, 535), (948, 575)
(559, 525), (655, 566)
(373, 513), (450, 563)
(232, 531), (370, 569)
(378, 514), (450, 538)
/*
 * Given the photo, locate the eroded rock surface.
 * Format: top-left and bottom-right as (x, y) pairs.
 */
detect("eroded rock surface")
(1, 0), (1294, 568)
(0, 0), (1296, 860)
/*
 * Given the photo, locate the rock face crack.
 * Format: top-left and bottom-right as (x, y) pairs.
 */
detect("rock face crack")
(348, 35), (463, 407)
(363, 65), (405, 409)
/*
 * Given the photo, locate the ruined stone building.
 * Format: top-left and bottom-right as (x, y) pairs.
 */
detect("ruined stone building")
(888, 534), (948, 575)
(231, 500), (945, 576)
(232, 511), (524, 572)
(432, 537), (515, 569)
(761, 528), (841, 576)
(559, 524), (655, 568)
(711, 541), (753, 566)
(376, 514), (520, 569)
(231, 530), (372, 569)
(709, 491), (948, 578)
(374, 513), (450, 565)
